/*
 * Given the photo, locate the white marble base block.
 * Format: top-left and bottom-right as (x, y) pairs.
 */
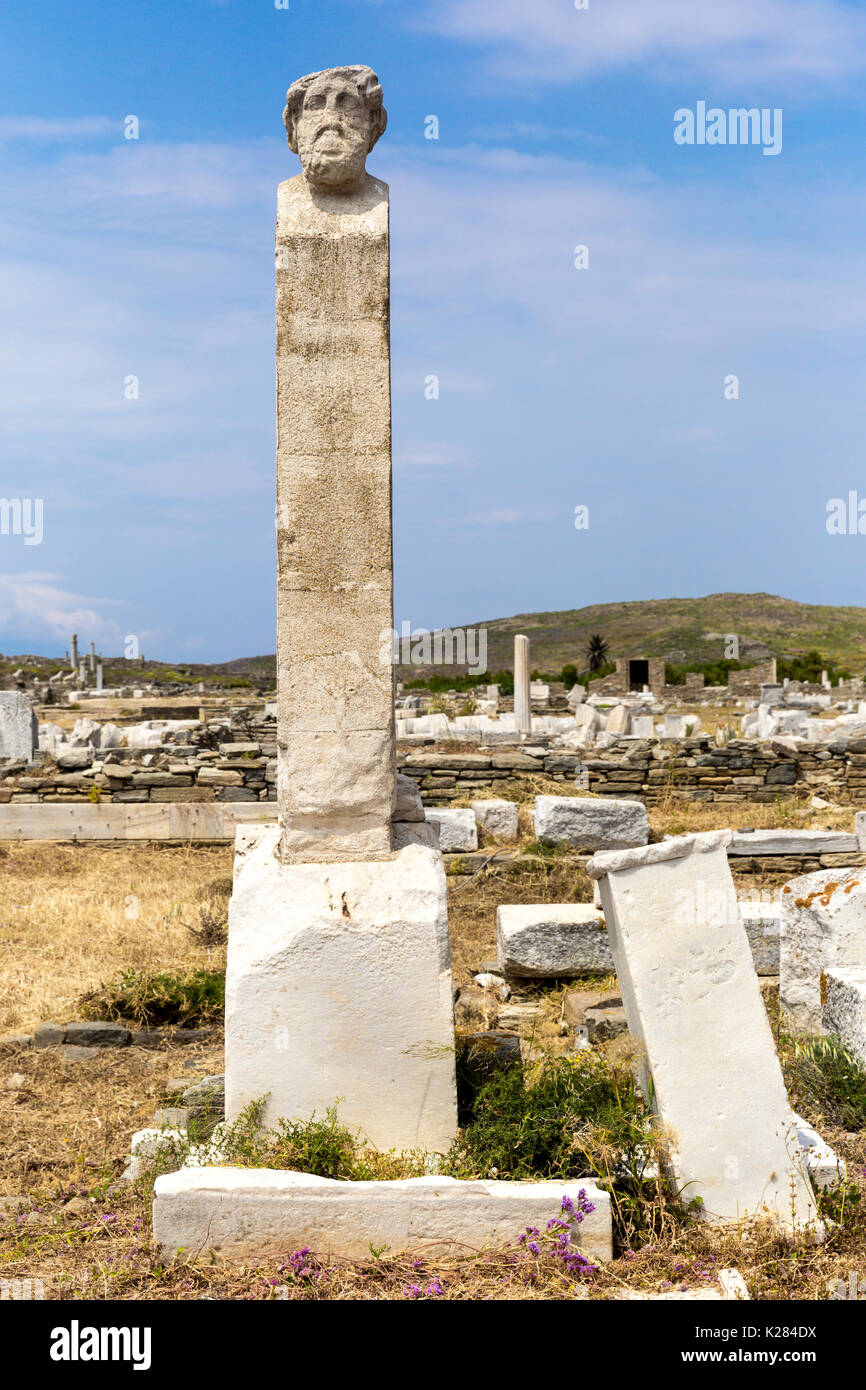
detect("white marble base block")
(226, 825), (458, 1153)
(587, 831), (818, 1229)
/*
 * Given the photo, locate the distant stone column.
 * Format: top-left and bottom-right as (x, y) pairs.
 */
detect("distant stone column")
(275, 135), (394, 861)
(95, 662), (104, 692)
(514, 634), (531, 734)
(78, 660), (87, 688)
(70, 634), (78, 672)
(89, 642), (96, 673)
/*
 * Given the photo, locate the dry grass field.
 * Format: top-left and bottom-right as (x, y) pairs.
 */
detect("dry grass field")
(1, 799), (865, 1301)
(0, 844), (231, 1034)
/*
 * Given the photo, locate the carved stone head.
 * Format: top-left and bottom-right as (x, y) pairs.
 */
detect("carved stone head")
(283, 66), (387, 193)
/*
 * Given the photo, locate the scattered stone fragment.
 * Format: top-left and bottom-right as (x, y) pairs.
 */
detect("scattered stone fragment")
(424, 807), (478, 852)
(181, 1075), (226, 1131)
(33, 1022), (65, 1049)
(58, 1045), (100, 1062)
(471, 799), (519, 841)
(64, 1021), (132, 1048)
(62, 1197), (92, 1214)
(497, 903), (612, 978)
(533, 796), (649, 851)
(822, 967), (866, 1067)
(153, 1108), (191, 1129)
(738, 899), (781, 975)
(583, 1005), (629, 1042)
(495, 1001), (542, 1033)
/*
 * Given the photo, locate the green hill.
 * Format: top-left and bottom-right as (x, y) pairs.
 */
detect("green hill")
(403, 593), (866, 678)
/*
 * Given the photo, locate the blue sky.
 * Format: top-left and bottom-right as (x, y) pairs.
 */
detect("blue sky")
(2, 0), (866, 660)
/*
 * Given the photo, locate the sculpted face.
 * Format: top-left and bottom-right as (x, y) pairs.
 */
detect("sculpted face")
(295, 73), (372, 191)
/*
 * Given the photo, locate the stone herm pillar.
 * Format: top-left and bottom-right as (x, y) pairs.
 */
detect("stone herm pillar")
(223, 67), (458, 1157)
(514, 634), (531, 734)
(276, 69), (394, 864)
(96, 662), (104, 693)
(587, 831), (817, 1230)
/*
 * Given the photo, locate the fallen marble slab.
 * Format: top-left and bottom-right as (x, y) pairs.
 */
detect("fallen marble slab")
(729, 829), (858, 856)
(153, 1169), (613, 1262)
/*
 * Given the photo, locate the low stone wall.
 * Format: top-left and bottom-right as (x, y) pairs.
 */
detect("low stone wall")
(6, 732), (866, 811)
(0, 729), (277, 805)
(398, 737), (866, 807)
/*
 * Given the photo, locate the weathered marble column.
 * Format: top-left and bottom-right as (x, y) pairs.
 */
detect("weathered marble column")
(275, 129), (394, 862)
(514, 633), (531, 734)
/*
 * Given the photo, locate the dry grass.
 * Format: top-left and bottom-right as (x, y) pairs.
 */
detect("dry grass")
(1, 1041), (863, 1302)
(0, 844), (231, 1033)
(1, 835), (864, 1300)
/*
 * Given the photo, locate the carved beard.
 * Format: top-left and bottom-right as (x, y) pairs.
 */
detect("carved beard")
(298, 123), (368, 190)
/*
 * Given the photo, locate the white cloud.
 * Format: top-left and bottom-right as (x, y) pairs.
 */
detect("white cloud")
(422, 0), (866, 85)
(0, 117), (118, 143)
(0, 574), (127, 645)
(394, 444), (475, 469)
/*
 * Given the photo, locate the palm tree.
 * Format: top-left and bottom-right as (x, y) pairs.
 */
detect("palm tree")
(585, 634), (610, 672)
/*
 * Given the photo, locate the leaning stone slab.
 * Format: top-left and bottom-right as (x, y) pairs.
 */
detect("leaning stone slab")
(424, 808), (478, 852)
(496, 904), (612, 978)
(587, 831), (818, 1230)
(533, 796), (649, 852)
(730, 829), (858, 856)
(738, 900), (781, 975)
(822, 967), (866, 1068)
(780, 868), (866, 1033)
(153, 1168), (612, 1262)
(226, 825), (457, 1153)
